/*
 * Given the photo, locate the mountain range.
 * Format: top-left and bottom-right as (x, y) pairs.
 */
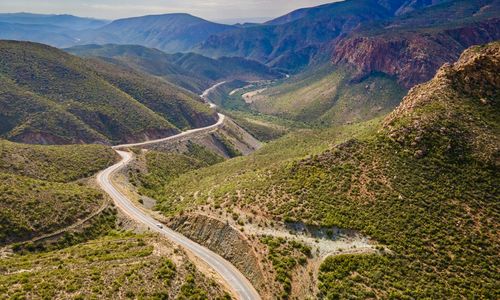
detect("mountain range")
(0, 0), (499, 299)
(77, 13), (234, 53)
(0, 0), (497, 143)
(0, 12), (108, 30)
(66, 43), (282, 94)
(1, 1), (497, 89)
(0, 41), (217, 145)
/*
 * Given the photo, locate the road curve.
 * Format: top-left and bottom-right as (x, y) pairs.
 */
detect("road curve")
(96, 112), (261, 300)
(113, 113), (225, 149)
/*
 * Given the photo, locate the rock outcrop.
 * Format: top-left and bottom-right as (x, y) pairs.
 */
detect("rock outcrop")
(383, 41), (499, 163)
(168, 214), (269, 296)
(332, 19), (500, 88)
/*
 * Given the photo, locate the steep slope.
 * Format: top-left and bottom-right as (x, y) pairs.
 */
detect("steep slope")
(66, 44), (281, 94)
(85, 58), (216, 131)
(0, 139), (116, 244)
(141, 43), (499, 297)
(197, 0), (445, 71)
(0, 41), (217, 145)
(331, 0), (500, 88)
(241, 64), (406, 125)
(79, 13), (235, 53)
(198, 0), (498, 79)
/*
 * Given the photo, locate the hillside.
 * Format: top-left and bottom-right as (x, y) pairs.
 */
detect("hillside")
(0, 40), (217, 145)
(136, 43), (499, 298)
(78, 13), (235, 53)
(0, 140), (116, 182)
(193, 0), (499, 130)
(66, 44), (282, 94)
(331, 0), (500, 88)
(197, 0), (444, 71)
(0, 13), (109, 48)
(238, 64), (406, 125)
(0, 13), (108, 30)
(0, 233), (231, 299)
(0, 139), (116, 244)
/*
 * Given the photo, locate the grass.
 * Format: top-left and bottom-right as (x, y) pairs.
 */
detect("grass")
(12, 207), (118, 254)
(223, 110), (295, 142)
(0, 172), (104, 245)
(0, 233), (229, 299)
(0, 40), (217, 144)
(0, 139), (117, 183)
(0, 139), (116, 245)
(213, 132), (242, 158)
(129, 148), (223, 197)
(138, 43), (499, 298)
(149, 118), (381, 216)
(260, 236), (311, 299)
(243, 64), (406, 126)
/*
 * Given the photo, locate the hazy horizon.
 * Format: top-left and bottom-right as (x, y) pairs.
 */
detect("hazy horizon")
(0, 0), (341, 23)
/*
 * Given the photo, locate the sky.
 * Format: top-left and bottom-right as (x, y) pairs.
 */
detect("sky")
(0, 0), (340, 23)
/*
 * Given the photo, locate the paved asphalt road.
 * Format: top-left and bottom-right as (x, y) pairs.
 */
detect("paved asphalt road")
(96, 111), (261, 300)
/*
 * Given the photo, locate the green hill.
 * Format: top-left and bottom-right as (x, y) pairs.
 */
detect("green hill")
(66, 44), (282, 94)
(0, 139), (116, 182)
(0, 233), (230, 299)
(240, 64), (406, 125)
(0, 40), (217, 145)
(0, 139), (116, 244)
(139, 42), (499, 298)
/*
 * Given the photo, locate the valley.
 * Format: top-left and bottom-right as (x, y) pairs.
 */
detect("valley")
(0, 1), (498, 299)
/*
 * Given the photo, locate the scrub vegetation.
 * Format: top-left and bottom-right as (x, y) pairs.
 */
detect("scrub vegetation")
(0, 139), (116, 244)
(142, 43), (500, 298)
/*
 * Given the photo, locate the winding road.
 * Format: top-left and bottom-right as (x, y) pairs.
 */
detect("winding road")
(96, 85), (261, 300)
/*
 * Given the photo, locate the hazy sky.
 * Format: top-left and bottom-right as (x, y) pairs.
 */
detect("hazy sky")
(0, 0), (341, 22)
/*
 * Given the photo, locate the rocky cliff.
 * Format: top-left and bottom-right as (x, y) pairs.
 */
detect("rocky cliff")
(383, 41), (499, 163)
(331, 18), (500, 88)
(167, 214), (271, 297)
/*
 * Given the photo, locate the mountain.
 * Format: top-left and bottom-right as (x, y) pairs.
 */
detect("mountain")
(331, 0), (500, 88)
(197, 0), (498, 76)
(0, 13), (233, 53)
(0, 41), (217, 145)
(196, 0), (444, 71)
(200, 0), (498, 127)
(0, 13), (110, 48)
(78, 13), (235, 53)
(66, 44), (282, 94)
(135, 42), (499, 298)
(0, 138), (231, 299)
(0, 13), (109, 30)
(0, 22), (80, 48)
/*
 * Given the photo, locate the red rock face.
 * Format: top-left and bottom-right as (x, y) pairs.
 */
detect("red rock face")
(331, 19), (500, 89)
